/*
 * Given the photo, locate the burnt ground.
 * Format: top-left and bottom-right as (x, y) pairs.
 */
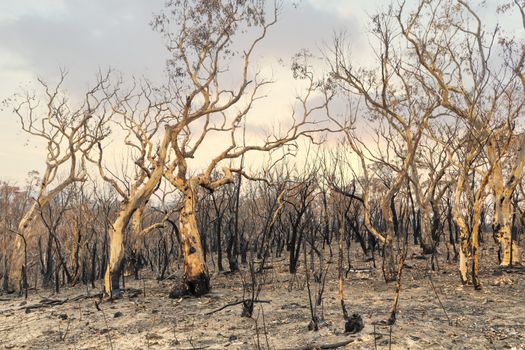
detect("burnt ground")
(1, 243), (524, 350)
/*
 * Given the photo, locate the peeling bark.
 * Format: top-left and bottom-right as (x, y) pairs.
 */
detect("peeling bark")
(104, 211), (129, 297)
(9, 204), (39, 291)
(452, 169), (470, 284)
(488, 136), (525, 266)
(179, 179), (210, 296)
(102, 126), (173, 296)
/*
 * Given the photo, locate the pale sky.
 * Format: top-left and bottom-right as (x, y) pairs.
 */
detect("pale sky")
(0, 0), (380, 183)
(0, 0), (505, 183)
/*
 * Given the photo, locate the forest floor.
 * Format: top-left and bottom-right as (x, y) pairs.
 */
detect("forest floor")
(1, 242), (524, 350)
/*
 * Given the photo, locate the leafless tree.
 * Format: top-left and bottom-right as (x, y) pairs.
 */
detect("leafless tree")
(4, 71), (111, 292)
(90, 78), (174, 297)
(153, 0), (338, 295)
(328, 6), (440, 280)
(397, 0), (524, 286)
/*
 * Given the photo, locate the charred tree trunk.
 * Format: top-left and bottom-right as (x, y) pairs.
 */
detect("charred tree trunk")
(42, 233), (53, 288)
(216, 216), (223, 271)
(446, 197), (458, 260)
(100, 232), (108, 280)
(179, 180), (210, 296)
(90, 241), (97, 288)
(71, 228), (82, 285)
(227, 219), (239, 273)
(288, 214), (305, 274)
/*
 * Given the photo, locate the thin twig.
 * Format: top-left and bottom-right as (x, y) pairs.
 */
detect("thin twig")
(95, 301), (114, 350)
(427, 271), (452, 325)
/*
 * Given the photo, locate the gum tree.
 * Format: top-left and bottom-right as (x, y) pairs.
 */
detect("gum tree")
(90, 79), (175, 296)
(4, 72), (111, 293)
(397, 0), (524, 285)
(153, 1), (336, 295)
(329, 8), (440, 281)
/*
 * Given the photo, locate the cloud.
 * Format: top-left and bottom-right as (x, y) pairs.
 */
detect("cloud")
(306, 0), (353, 19)
(0, 0), (168, 181)
(0, 0), (363, 182)
(0, 0), (166, 85)
(0, 0), (67, 23)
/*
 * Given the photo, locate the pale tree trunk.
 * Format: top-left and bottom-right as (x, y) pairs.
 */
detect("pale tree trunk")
(104, 191), (168, 295)
(104, 210), (129, 297)
(126, 206), (144, 279)
(419, 207), (433, 254)
(130, 206), (144, 254)
(9, 201), (41, 291)
(361, 155), (415, 282)
(452, 169), (470, 284)
(382, 130), (424, 280)
(125, 204), (168, 279)
(101, 126), (172, 296)
(470, 170), (491, 289)
(8, 187), (63, 292)
(488, 137), (524, 266)
(179, 179), (210, 295)
(361, 157), (416, 281)
(452, 154), (491, 288)
(492, 188), (520, 266)
(9, 165), (82, 292)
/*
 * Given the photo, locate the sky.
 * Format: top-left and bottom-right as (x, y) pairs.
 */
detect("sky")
(0, 0), (383, 183)
(0, 0), (508, 184)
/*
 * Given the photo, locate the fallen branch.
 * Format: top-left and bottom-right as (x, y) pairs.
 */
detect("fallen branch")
(500, 266), (525, 275)
(205, 299), (271, 315)
(24, 298), (68, 312)
(0, 293), (104, 315)
(278, 337), (356, 350)
(346, 268), (374, 273)
(161, 273), (178, 280)
(71, 292), (104, 302)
